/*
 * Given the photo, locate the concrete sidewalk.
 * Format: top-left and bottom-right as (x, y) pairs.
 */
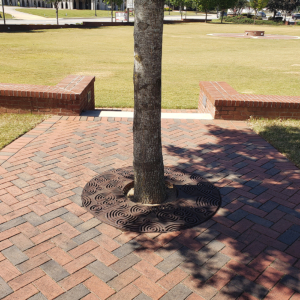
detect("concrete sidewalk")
(0, 115), (299, 300)
(1, 7), (217, 25)
(3, 6), (48, 20)
(80, 109), (213, 120)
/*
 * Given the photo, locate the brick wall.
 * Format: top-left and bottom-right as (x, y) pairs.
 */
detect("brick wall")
(199, 81), (300, 120)
(0, 22), (134, 32)
(0, 75), (95, 116)
(245, 31), (265, 36)
(0, 19), (211, 32)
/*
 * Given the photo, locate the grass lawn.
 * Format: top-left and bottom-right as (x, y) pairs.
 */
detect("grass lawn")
(0, 23), (300, 109)
(164, 11), (206, 16)
(16, 8), (206, 18)
(249, 119), (300, 168)
(0, 114), (49, 150)
(16, 8), (122, 18)
(0, 12), (14, 19)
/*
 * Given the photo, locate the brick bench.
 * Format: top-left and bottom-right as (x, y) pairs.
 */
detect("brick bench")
(0, 75), (95, 116)
(199, 81), (300, 120)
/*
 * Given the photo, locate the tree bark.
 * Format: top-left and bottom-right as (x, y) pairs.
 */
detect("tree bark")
(111, 0), (113, 22)
(133, 0), (166, 205)
(55, 3), (58, 25)
(2, 0), (6, 25)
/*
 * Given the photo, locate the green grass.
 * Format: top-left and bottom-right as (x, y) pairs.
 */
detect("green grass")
(0, 23), (300, 109)
(249, 118), (300, 168)
(164, 11), (206, 16)
(0, 12), (14, 19)
(0, 114), (49, 150)
(16, 8), (120, 18)
(16, 8), (206, 18)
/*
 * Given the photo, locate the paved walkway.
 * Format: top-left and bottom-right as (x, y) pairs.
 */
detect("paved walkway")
(1, 7), (216, 25)
(81, 110), (213, 120)
(0, 114), (300, 300)
(3, 6), (48, 20)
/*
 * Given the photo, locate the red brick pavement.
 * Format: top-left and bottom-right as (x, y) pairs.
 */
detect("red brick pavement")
(0, 115), (300, 299)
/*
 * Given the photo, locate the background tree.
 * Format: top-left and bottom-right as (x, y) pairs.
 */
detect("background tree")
(191, 0), (201, 14)
(1, 0), (6, 25)
(195, 0), (216, 22)
(216, 0), (236, 22)
(266, 0), (282, 18)
(184, 0), (194, 17)
(232, 0), (248, 14)
(133, 0), (166, 204)
(103, 0), (123, 22)
(281, 0), (300, 20)
(170, 0), (186, 18)
(250, 0), (268, 23)
(46, 0), (63, 25)
(164, 0), (172, 14)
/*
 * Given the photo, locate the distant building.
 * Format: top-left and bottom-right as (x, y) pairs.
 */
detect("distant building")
(2, 0), (124, 10)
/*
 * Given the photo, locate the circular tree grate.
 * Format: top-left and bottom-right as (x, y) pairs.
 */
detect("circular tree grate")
(81, 167), (222, 233)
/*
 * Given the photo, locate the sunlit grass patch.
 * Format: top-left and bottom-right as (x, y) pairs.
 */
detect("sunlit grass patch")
(0, 114), (49, 150)
(0, 24), (300, 109)
(164, 11), (205, 16)
(249, 118), (300, 168)
(0, 12), (13, 19)
(16, 8), (206, 18)
(16, 8), (118, 18)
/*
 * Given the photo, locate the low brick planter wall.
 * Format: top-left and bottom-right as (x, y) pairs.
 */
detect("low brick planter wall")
(245, 30), (265, 36)
(0, 75), (95, 116)
(199, 81), (300, 120)
(0, 19), (211, 32)
(0, 22), (134, 32)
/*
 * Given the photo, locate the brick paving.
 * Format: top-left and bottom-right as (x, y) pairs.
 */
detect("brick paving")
(0, 115), (300, 300)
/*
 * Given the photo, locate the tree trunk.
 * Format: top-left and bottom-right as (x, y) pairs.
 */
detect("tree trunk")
(55, 3), (58, 25)
(205, 10), (207, 22)
(111, 0), (113, 22)
(133, 0), (166, 205)
(2, 0), (6, 25)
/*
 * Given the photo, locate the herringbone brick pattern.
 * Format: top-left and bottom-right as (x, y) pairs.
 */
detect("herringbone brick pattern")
(0, 115), (300, 299)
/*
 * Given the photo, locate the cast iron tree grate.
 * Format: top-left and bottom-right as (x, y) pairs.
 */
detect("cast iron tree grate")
(81, 167), (222, 233)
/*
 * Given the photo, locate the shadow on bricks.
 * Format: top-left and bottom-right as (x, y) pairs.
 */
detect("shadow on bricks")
(0, 117), (300, 300)
(161, 123), (300, 300)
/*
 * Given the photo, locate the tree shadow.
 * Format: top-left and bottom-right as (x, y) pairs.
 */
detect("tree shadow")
(78, 119), (299, 299)
(251, 122), (300, 169)
(0, 28), (49, 33)
(130, 122), (300, 299)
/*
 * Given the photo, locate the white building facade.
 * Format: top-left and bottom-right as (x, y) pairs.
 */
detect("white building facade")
(2, 0), (124, 10)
